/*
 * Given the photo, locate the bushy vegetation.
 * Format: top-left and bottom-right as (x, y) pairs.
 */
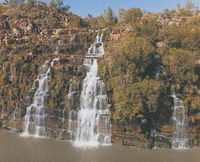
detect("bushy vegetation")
(1, 0), (200, 134)
(99, 0), (200, 133)
(0, 0), (90, 122)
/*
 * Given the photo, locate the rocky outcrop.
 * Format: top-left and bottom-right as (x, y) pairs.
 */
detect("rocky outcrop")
(1, 3), (200, 149)
(0, 7), (97, 136)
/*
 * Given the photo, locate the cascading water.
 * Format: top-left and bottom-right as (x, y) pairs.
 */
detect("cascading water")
(87, 33), (105, 57)
(21, 58), (59, 137)
(172, 94), (189, 149)
(67, 80), (80, 139)
(11, 106), (20, 131)
(70, 33), (111, 147)
(59, 108), (66, 139)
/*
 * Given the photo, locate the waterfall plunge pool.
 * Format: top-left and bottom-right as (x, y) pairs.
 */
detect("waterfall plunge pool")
(0, 130), (199, 162)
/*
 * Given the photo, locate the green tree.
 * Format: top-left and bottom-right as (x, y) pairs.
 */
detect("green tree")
(118, 8), (126, 23)
(124, 8), (143, 23)
(7, 0), (21, 7)
(49, 0), (57, 8)
(163, 48), (198, 83)
(176, 3), (181, 10)
(27, 0), (34, 8)
(102, 7), (117, 25)
(60, 4), (70, 12)
(56, 0), (63, 8)
(184, 0), (196, 10)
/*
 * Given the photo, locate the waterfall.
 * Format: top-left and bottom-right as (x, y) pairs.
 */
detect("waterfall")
(59, 108), (66, 140)
(67, 81), (79, 139)
(21, 58), (59, 137)
(71, 34), (111, 147)
(11, 107), (20, 132)
(172, 94), (189, 149)
(87, 33), (105, 57)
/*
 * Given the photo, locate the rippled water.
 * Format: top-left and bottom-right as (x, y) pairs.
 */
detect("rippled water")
(0, 130), (199, 162)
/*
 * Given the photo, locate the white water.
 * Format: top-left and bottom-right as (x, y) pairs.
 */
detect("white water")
(87, 33), (105, 57)
(11, 107), (19, 131)
(21, 58), (59, 137)
(73, 34), (111, 147)
(59, 108), (66, 139)
(172, 94), (189, 149)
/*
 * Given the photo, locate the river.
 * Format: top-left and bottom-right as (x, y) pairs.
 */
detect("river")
(0, 130), (199, 162)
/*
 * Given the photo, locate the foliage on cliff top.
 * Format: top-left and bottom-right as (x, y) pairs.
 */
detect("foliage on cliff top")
(99, 8), (200, 132)
(0, 0), (88, 30)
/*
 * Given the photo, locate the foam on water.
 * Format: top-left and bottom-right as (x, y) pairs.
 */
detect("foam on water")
(69, 34), (111, 148)
(172, 93), (189, 149)
(21, 58), (59, 138)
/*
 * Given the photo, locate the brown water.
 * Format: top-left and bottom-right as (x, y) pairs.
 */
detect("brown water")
(0, 130), (199, 162)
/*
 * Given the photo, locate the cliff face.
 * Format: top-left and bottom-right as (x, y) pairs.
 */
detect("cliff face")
(0, 3), (98, 138)
(98, 13), (200, 148)
(1, 2), (200, 148)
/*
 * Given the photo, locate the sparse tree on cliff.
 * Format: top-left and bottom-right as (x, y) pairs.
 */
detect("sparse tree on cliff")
(7, 0), (22, 7)
(49, 0), (57, 8)
(184, 0), (196, 10)
(49, 0), (70, 12)
(56, 0), (63, 8)
(27, 0), (34, 8)
(124, 8), (143, 23)
(103, 7), (117, 25)
(118, 8), (126, 23)
(176, 3), (181, 10)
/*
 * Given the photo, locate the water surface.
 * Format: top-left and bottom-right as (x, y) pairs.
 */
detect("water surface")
(0, 130), (199, 162)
